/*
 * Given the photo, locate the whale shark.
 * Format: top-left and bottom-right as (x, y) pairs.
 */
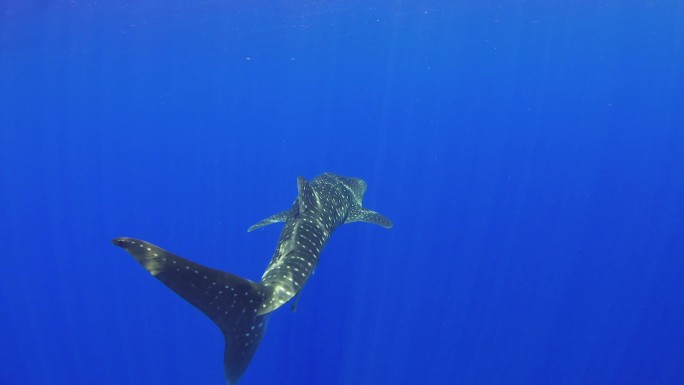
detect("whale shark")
(112, 172), (392, 384)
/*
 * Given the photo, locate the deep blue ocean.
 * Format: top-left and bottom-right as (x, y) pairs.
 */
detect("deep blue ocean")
(1, 1), (683, 384)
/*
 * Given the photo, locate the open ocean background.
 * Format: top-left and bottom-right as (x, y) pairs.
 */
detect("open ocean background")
(1, 1), (683, 384)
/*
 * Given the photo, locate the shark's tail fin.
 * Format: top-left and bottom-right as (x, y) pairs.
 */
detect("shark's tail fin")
(112, 237), (269, 385)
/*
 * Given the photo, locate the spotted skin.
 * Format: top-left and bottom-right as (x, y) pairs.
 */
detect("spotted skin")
(112, 173), (392, 384)
(253, 173), (393, 314)
(111, 238), (268, 385)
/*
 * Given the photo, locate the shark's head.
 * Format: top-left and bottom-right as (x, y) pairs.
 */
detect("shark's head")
(321, 172), (368, 202)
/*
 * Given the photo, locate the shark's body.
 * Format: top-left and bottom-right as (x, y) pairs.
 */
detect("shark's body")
(113, 173), (392, 384)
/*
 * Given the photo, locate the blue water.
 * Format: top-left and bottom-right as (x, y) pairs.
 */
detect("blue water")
(1, 1), (683, 384)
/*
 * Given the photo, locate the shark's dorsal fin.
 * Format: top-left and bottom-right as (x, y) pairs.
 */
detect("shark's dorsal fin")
(296, 176), (318, 213)
(247, 210), (290, 232)
(345, 207), (394, 228)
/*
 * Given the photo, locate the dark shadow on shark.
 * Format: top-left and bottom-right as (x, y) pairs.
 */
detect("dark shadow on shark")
(113, 173), (392, 384)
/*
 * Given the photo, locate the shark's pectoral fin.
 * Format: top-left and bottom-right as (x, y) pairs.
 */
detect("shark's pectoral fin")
(247, 210), (290, 232)
(112, 237), (268, 385)
(345, 208), (394, 228)
(290, 292), (301, 312)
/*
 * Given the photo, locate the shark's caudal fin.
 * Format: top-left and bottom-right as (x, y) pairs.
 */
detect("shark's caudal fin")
(112, 237), (268, 385)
